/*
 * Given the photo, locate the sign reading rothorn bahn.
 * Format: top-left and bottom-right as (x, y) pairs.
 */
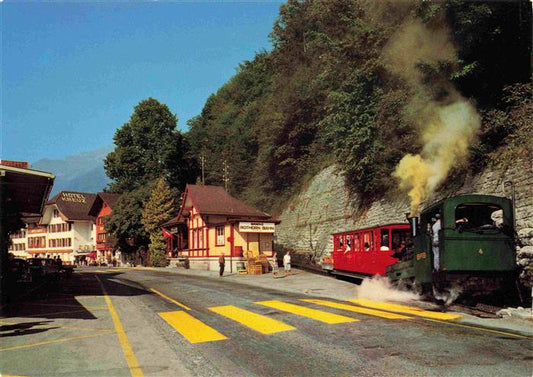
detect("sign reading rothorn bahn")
(238, 222), (275, 233)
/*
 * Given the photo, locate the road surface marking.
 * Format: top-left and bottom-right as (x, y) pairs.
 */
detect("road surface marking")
(96, 276), (144, 377)
(0, 331), (115, 352)
(83, 269), (122, 273)
(255, 300), (358, 324)
(301, 299), (412, 320)
(150, 288), (191, 310)
(209, 305), (296, 334)
(159, 310), (227, 343)
(348, 299), (462, 321)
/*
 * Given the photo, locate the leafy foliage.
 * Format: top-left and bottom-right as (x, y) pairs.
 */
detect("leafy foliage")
(142, 178), (178, 267)
(105, 98), (198, 193)
(471, 83), (533, 171)
(184, 0), (530, 212)
(104, 185), (151, 254)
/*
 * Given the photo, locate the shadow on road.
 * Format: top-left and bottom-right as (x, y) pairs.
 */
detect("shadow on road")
(1, 269), (150, 322)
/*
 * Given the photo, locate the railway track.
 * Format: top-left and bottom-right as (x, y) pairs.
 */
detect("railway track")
(448, 302), (503, 318)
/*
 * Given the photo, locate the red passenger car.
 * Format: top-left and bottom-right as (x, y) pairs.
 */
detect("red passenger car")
(331, 224), (411, 276)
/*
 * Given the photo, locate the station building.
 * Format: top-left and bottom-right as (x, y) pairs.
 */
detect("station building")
(164, 184), (279, 272)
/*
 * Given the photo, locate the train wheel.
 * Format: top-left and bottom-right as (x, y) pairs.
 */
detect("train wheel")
(396, 278), (413, 292)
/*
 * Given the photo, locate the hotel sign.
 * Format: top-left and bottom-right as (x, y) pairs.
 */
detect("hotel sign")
(28, 226), (46, 234)
(61, 192), (86, 203)
(238, 222), (275, 233)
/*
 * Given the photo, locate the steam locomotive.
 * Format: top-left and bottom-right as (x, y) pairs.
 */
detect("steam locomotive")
(324, 194), (518, 302)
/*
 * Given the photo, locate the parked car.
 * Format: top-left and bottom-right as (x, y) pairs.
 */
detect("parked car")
(8, 258), (31, 283)
(28, 258), (61, 281)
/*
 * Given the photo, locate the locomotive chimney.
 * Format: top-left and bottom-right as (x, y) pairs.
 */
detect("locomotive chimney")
(406, 212), (419, 238)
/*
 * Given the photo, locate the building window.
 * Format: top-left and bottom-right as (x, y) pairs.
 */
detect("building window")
(216, 226), (225, 246)
(28, 237), (46, 248)
(9, 243), (25, 251)
(48, 223), (71, 233)
(53, 209), (60, 218)
(49, 238), (72, 248)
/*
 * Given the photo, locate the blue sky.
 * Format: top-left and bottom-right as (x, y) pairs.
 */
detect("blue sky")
(1, 1), (283, 163)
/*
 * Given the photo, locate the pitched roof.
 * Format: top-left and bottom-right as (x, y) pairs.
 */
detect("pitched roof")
(47, 191), (97, 221)
(98, 192), (121, 208)
(88, 192), (121, 217)
(183, 185), (271, 218)
(162, 215), (184, 227)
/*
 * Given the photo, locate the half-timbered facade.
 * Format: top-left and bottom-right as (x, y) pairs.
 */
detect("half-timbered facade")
(171, 185), (279, 271)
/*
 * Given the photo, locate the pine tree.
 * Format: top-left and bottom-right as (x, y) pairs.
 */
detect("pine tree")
(141, 178), (178, 267)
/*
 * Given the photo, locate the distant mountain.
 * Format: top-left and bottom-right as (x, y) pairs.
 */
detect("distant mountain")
(32, 145), (114, 195)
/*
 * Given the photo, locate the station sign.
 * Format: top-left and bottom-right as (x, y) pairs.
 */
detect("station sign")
(238, 222), (275, 233)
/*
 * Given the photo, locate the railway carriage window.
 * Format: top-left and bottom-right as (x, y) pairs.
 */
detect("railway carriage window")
(363, 232), (373, 251)
(335, 236), (342, 250)
(353, 234), (360, 252)
(455, 203), (504, 232)
(345, 236), (352, 253)
(380, 229), (390, 251)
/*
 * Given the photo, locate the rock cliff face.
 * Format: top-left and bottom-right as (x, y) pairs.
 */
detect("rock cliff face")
(275, 158), (533, 286)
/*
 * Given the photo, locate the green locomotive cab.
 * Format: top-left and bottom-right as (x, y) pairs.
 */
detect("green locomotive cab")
(387, 195), (517, 299)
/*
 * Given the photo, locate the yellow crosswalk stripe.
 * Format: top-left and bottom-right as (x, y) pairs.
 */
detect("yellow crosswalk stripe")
(159, 311), (227, 343)
(209, 305), (296, 334)
(348, 299), (462, 321)
(255, 300), (358, 324)
(301, 299), (412, 320)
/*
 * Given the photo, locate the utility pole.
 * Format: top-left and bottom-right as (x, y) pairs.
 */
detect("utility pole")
(223, 160), (229, 192)
(201, 155), (205, 185)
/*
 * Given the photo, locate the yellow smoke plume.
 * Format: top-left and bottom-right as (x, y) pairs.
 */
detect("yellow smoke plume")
(380, 13), (481, 215)
(393, 101), (480, 216)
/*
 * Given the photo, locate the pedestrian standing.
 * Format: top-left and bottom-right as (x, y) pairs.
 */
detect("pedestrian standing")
(271, 252), (279, 277)
(219, 253), (225, 277)
(431, 214), (442, 271)
(283, 251), (291, 276)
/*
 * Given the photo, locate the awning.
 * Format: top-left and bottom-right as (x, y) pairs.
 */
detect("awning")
(74, 249), (93, 255)
(74, 251), (96, 258)
(0, 164), (55, 216)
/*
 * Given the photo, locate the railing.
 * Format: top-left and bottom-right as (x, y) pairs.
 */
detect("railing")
(180, 248), (208, 257)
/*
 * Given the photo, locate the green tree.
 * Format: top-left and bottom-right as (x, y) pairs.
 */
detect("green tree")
(104, 98), (199, 193)
(104, 186), (151, 259)
(141, 178), (178, 267)
(104, 98), (198, 262)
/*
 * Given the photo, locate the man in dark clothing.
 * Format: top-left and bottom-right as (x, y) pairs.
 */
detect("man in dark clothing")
(219, 254), (225, 277)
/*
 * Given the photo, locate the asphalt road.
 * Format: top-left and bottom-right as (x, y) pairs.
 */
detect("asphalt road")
(1, 268), (532, 377)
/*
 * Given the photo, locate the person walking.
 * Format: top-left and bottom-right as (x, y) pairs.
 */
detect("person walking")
(283, 251), (291, 276)
(219, 253), (225, 277)
(271, 252), (279, 277)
